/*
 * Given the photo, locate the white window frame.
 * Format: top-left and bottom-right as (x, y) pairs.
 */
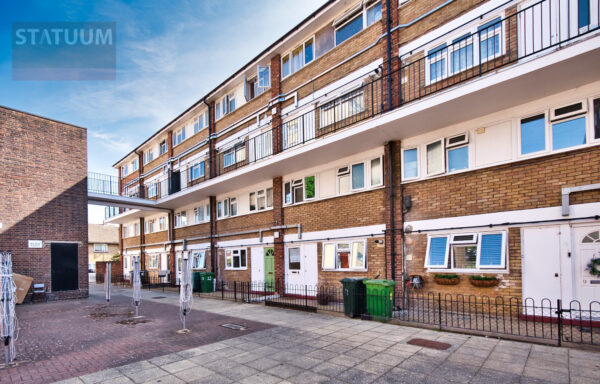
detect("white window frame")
(425, 138), (445, 176)
(147, 183), (157, 198)
(121, 164), (129, 177)
(283, 177), (315, 205)
(144, 219), (155, 234)
(249, 188), (273, 212)
(159, 140), (168, 155)
(321, 240), (368, 271)
(350, 162), (366, 191)
(229, 197), (237, 217)
(424, 235), (450, 268)
(175, 211), (187, 227)
(191, 250), (206, 270)
(132, 158), (139, 172)
(402, 147), (420, 181)
(158, 216), (167, 231)
(194, 206), (204, 224)
(518, 112), (549, 157)
(225, 248), (247, 270)
(476, 232), (507, 269)
(189, 161), (205, 181)
(550, 113), (588, 152)
(173, 127), (186, 147)
(93, 243), (108, 253)
(143, 149), (154, 165)
(333, 1), (381, 47)
(445, 142), (470, 174)
(370, 156), (383, 187)
(148, 254), (159, 269)
(280, 35), (316, 79)
(336, 166), (351, 195)
(134, 222), (140, 236)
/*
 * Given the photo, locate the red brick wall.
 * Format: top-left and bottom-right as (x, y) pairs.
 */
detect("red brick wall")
(0, 106), (88, 299)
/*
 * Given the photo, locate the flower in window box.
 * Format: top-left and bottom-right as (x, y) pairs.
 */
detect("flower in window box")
(433, 274), (460, 285)
(469, 275), (499, 287)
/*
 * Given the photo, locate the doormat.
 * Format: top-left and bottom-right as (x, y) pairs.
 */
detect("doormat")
(221, 323), (248, 331)
(406, 338), (451, 350)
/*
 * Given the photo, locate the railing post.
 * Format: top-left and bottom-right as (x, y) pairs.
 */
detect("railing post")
(305, 285), (308, 308)
(247, 281), (251, 303)
(438, 293), (443, 330)
(234, 281), (237, 302)
(556, 299), (562, 347)
(221, 280), (224, 300)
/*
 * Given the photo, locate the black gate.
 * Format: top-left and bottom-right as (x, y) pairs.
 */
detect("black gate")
(51, 243), (78, 291)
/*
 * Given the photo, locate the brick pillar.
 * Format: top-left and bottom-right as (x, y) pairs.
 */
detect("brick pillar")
(384, 141), (402, 285)
(208, 101), (216, 179)
(272, 176), (285, 288)
(381, 0), (400, 110)
(270, 55), (283, 155)
(168, 210), (176, 286)
(139, 217), (145, 269)
(209, 196), (218, 278)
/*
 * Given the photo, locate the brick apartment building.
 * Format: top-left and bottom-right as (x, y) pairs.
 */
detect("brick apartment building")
(102, 0), (600, 308)
(0, 106), (88, 300)
(88, 224), (119, 272)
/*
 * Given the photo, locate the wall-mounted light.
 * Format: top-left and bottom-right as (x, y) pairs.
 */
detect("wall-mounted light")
(374, 239), (384, 244)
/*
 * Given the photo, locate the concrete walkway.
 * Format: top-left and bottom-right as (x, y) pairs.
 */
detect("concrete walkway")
(56, 286), (599, 384)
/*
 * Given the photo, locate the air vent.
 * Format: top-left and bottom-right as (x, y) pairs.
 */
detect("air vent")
(446, 133), (468, 148)
(451, 234), (477, 244)
(551, 101), (587, 121)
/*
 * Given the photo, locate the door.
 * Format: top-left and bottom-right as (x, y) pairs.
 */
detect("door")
(51, 243), (78, 291)
(574, 227), (600, 310)
(160, 253), (168, 282)
(522, 227), (562, 313)
(264, 248), (275, 291)
(285, 244), (318, 294)
(176, 252), (182, 285)
(250, 247), (264, 284)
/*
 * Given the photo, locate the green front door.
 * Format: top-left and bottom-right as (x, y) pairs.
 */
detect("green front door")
(264, 248), (275, 292)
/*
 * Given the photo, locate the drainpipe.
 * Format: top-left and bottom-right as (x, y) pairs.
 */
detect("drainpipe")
(387, 142), (396, 282)
(385, 0), (393, 111)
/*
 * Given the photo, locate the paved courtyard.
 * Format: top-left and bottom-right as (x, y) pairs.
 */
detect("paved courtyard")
(2, 285), (599, 384)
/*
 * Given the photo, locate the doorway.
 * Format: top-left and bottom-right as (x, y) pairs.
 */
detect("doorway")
(573, 227), (600, 309)
(51, 243), (78, 291)
(264, 247), (275, 291)
(284, 244), (318, 294)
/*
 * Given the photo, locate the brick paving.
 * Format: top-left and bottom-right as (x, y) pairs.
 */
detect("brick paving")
(1, 285), (271, 384)
(2, 284), (600, 384)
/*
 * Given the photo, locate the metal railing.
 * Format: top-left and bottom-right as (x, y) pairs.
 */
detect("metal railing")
(88, 172), (119, 195)
(93, 0), (599, 201)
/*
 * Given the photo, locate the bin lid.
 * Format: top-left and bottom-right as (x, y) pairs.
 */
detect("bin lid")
(340, 277), (368, 283)
(363, 279), (397, 286)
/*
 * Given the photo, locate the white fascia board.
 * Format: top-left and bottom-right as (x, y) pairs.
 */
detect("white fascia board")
(175, 242), (210, 251)
(145, 246), (168, 253)
(217, 236), (275, 248)
(284, 224), (386, 243)
(405, 202), (600, 233)
(176, 149), (209, 168)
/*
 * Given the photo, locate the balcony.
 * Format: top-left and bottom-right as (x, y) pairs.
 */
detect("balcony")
(101, 0), (600, 212)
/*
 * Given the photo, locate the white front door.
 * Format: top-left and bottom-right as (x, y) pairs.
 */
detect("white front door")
(522, 227), (562, 312)
(573, 227), (600, 310)
(251, 247), (264, 284)
(123, 255), (131, 278)
(176, 252), (182, 284)
(285, 244), (318, 294)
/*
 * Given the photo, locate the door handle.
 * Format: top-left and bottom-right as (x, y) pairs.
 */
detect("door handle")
(555, 273), (559, 277)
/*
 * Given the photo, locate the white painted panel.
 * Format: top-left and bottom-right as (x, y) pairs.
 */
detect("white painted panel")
(319, 168), (336, 198)
(251, 247), (264, 283)
(475, 121), (512, 166)
(303, 243), (318, 288)
(522, 227), (562, 310)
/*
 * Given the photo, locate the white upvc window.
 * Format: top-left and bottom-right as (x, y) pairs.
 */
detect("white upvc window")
(322, 240), (367, 270)
(217, 198), (236, 218)
(225, 248), (247, 270)
(280, 36), (315, 79)
(215, 101), (222, 120)
(134, 222), (140, 236)
(249, 188), (273, 212)
(194, 205), (204, 224)
(425, 231), (507, 271)
(144, 219), (155, 234)
(93, 243), (108, 253)
(191, 250), (206, 269)
(143, 149), (154, 165)
(121, 164), (129, 177)
(223, 144), (246, 168)
(284, 176), (315, 205)
(159, 140), (168, 155)
(147, 183), (157, 198)
(158, 216), (168, 231)
(189, 161), (205, 181)
(123, 226), (130, 238)
(194, 111), (209, 134)
(229, 197), (237, 217)
(402, 147), (419, 180)
(319, 88), (365, 128)
(173, 127), (186, 147)
(132, 158), (139, 172)
(334, 1), (382, 46)
(148, 254), (159, 269)
(425, 133), (469, 177)
(336, 157), (382, 195)
(175, 211), (187, 227)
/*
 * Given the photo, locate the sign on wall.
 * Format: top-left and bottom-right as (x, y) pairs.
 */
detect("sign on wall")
(28, 240), (43, 248)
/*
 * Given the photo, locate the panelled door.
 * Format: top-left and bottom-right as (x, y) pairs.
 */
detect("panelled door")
(574, 227), (600, 310)
(264, 248), (275, 291)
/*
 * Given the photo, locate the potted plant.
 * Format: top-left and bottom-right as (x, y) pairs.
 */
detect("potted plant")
(469, 275), (499, 287)
(433, 274), (460, 285)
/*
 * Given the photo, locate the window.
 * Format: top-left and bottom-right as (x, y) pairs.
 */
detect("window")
(229, 197), (237, 217)
(173, 127), (186, 146)
(93, 243), (108, 253)
(148, 254), (159, 269)
(123, 226), (130, 238)
(450, 34), (473, 74)
(425, 232), (506, 270)
(284, 177), (315, 205)
(217, 198), (235, 218)
(258, 65), (270, 91)
(478, 17), (501, 61)
(194, 111), (209, 134)
(322, 240), (367, 270)
(132, 158), (139, 172)
(371, 157), (382, 186)
(336, 13), (363, 45)
(225, 249), (247, 270)
(288, 247), (301, 270)
(266, 187), (273, 208)
(121, 164), (129, 177)
(191, 251), (206, 269)
(428, 44), (447, 82)
(159, 216), (167, 231)
(134, 222), (140, 236)
(223, 144), (245, 168)
(521, 114), (546, 154)
(366, 1), (382, 26)
(144, 219), (155, 234)
(227, 94), (236, 114)
(337, 166), (351, 195)
(595, 98), (600, 139)
(194, 206), (204, 223)
(334, 2), (381, 46)
(217, 201), (223, 218)
(189, 161), (205, 181)
(143, 149), (154, 165)
(249, 188), (273, 212)
(147, 183), (157, 198)
(175, 211), (187, 227)
(215, 101), (222, 120)
(447, 146), (468, 172)
(281, 38), (315, 78)
(426, 140), (444, 175)
(351, 163), (364, 190)
(579, 0), (590, 30)
(320, 89), (365, 128)
(552, 117), (586, 150)
(159, 140), (167, 155)
(403, 148), (418, 179)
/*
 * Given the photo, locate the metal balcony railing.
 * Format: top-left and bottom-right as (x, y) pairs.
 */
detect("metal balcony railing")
(106, 0), (598, 202)
(88, 172), (119, 195)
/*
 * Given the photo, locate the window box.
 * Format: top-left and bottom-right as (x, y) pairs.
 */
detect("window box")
(469, 275), (499, 287)
(433, 274), (460, 285)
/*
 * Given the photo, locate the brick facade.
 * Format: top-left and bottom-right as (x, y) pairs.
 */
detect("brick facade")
(0, 106), (88, 299)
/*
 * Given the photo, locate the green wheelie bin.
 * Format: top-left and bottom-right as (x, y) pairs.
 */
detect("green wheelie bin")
(363, 279), (397, 320)
(192, 271), (202, 292)
(340, 278), (367, 318)
(200, 272), (215, 292)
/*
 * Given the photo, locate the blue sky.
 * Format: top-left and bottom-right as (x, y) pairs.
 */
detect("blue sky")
(0, 0), (326, 176)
